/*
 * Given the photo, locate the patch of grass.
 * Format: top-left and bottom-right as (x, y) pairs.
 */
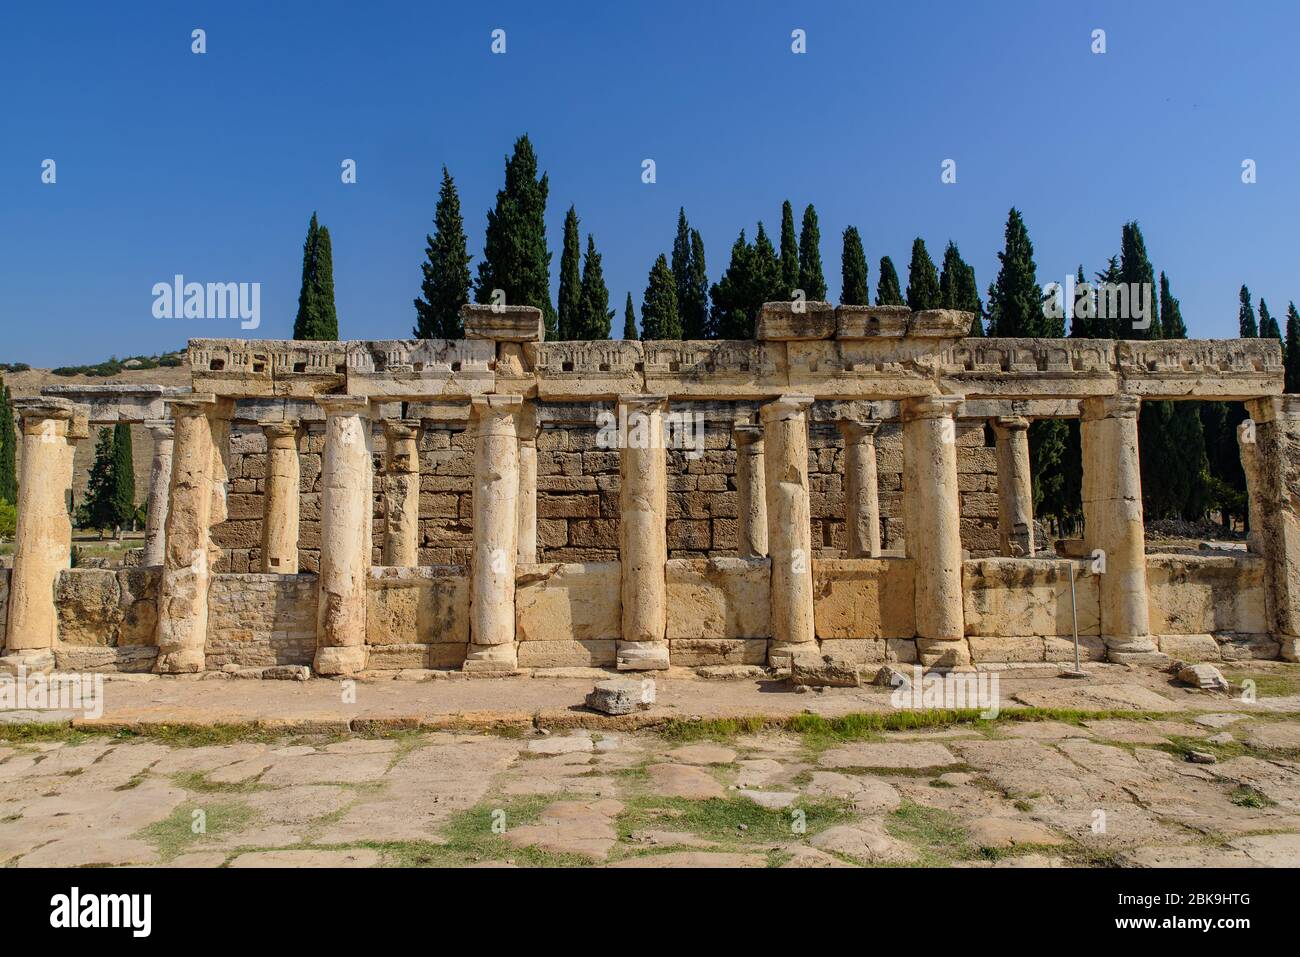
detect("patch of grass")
(171, 770), (266, 794)
(1221, 669), (1300, 698)
(658, 716), (768, 743)
(0, 723), (93, 745)
(614, 794), (852, 847)
(1157, 732), (1300, 764)
(1230, 785), (1276, 809)
(885, 801), (972, 866)
(138, 800), (256, 861)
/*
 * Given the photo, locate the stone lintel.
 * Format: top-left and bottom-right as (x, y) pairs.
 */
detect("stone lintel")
(461, 304), (545, 342)
(755, 301), (837, 341)
(1080, 393), (1141, 422)
(833, 305), (912, 339)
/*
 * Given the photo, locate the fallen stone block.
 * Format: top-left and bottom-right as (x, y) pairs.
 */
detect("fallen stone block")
(791, 652), (860, 688)
(872, 664), (912, 689)
(1176, 662), (1229, 691)
(585, 678), (656, 716)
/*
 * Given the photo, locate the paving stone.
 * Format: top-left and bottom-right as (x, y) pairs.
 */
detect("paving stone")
(1080, 719), (1204, 744)
(525, 732), (594, 755)
(165, 852), (230, 868)
(503, 799), (623, 860)
(257, 751), (393, 787)
(626, 829), (722, 849)
(810, 820), (917, 864)
(18, 836), (161, 867)
(229, 849), (380, 868)
(243, 785), (354, 825)
(149, 743), (270, 776)
(1194, 713), (1249, 729)
(803, 771), (901, 812)
(607, 851), (766, 868)
(1229, 833), (1300, 867)
(1121, 844), (1258, 868)
(665, 743), (736, 765)
(819, 742), (958, 770)
(966, 816), (1068, 849)
(779, 845), (854, 867)
(733, 758), (789, 788)
(737, 789), (798, 809)
(1001, 721), (1093, 741)
(322, 739), (399, 754)
(646, 764), (725, 799)
(1243, 722), (1300, 750)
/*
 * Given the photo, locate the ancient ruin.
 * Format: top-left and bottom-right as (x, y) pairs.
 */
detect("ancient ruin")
(1, 303), (1294, 677)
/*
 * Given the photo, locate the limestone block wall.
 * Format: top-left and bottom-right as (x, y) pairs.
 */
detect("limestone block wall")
(52, 567), (160, 671)
(365, 566), (469, 669)
(536, 422), (623, 562)
(514, 561), (620, 667)
(962, 558), (1105, 663)
(664, 557), (770, 666)
(1146, 553), (1276, 660)
(205, 573), (318, 668)
(810, 558), (919, 663)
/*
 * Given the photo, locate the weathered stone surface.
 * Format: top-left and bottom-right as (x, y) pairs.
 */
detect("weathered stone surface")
(963, 559), (1099, 638)
(791, 651), (860, 687)
(229, 849), (380, 868)
(665, 558), (770, 640)
(803, 771), (901, 812)
(1177, 662), (1229, 691)
(502, 799), (623, 860)
(516, 639), (615, 668)
(646, 763), (725, 799)
(1147, 554), (1268, 635)
(668, 638), (767, 667)
(666, 744), (737, 765)
(810, 821), (917, 863)
(515, 562), (620, 642)
(585, 678), (655, 715)
(367, 567), (469, 645)
(967, 816), (1067, 849)
(813, 559), (916, 639)
(820, 742), (958, 770)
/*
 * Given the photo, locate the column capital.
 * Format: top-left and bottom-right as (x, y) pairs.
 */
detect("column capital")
(759, 394), (814, 424)
(733, 423), (765, 447)
(262, 421), (300, 444)
(144, 418), (175, 440)
(992, 415), (1030, 432)
(900, 394), (964, 422)
(836, 418), (882, 442)
(1080, 393), (1141, 422)
(13, 396), (78, 425)
(617, 394), (667, 415)
(382, 418), (422, 441)
(315, 395), (371, 417)
(166, 393), (218, 415)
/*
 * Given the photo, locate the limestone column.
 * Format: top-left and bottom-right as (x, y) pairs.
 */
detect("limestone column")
(1238, 419), (1264, 556)
(901, 395), (968, 667)
(733, 424), (768, 559)
(992, 415), (1034, 557)
(313, 396), (373, 676)
(142, 419), (175, 568)
(154, 395), (229, 674)
(466, 395), (522, 672)
(1080, 394), (1155, 659)
(261, 422), (300, 574)
(618, 395), (669, 670)
(1242, 397), (1300, 661)
(837, 419), (882, 558)
(761, 395), (815, 665)
(4, 399), (82, 670)
(517, 403), (539, 564)
(381, 419), (421, 568)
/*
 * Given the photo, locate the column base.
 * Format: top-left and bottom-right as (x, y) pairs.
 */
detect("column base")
(0, 649), (55, 675)
(463, 643), (519, 674)
(915, 638), (972, 668)
(1279, 637), (1299, 663)
(766, 639), (813, 671)
(154, 647), (206, 674)
(616, 640), (669, 671)
(1102, 634), (1167, 666)
(314, 645), (368, 676)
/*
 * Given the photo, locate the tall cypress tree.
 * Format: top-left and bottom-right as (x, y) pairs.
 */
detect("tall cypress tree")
(1118, 222), (1159, 340)
(797, 205), (827, 301)
(1238, 285), (1257, 337)
(840, 227), (869, 305)
(79, 428), (117, 536)
(986, 209), (1044, 337)
(1285, 303), (1300, 393)
(1146, 273), (1207, 520)
(905, 238), (941, 311)
(688, 230), (711, 338)
(109, 422), (135, 537)
(939, 242), (982, 334)
(413, 167), (471, 339)
(474, 135), (556, 337)
(778, 201), (799, 295)
(641, 254), (681, 340)
(876, 256), (904, 306)
(711, 231), (756, 339)
(0, 381), (16, 505)
(557, 206), (582, 340)
(576, 234), (612, 340)
(1258, 299), (1281, 339)
(753, 222), (781, 304)
(293, 213), (339, 340)
(623, 292), (638, 340)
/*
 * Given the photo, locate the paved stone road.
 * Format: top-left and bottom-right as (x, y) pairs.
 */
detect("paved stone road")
(1, 707), (1297, 867)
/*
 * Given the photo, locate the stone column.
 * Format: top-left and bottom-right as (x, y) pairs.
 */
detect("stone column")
(1080, 394), (1155, 660)
(467, 395), (522, 672)
(1238, 419), (1265, 556)
(154, 395), (229, 674)
(617, 395), (669, 670)
(901, 395), (968, 667)
(517, 403), (539, 564)
(837, 419), (882, 558)
(142, 419), (175, 568)
(313, 397), (373, 676)
(381, 419), (421, 568)
(761, 395), (815, 665)
(992, 415), (1034, 557)
(261, 422), (300, 574)
(1242, 397), (1300, 661)
(4, 399), (82, 671)
(733, 424), (768, 559)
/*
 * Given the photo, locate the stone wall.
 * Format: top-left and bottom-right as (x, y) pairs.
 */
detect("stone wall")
(365, 566), (468, 669)
(811, 558), (919, 664)
(52, 567), (160, 671)
(1147, 553), (1276, 660)
(205, 573), (318, 669)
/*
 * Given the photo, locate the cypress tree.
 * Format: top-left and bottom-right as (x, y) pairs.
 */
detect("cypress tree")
(109, 422), (135, 538)
(797, 205), (827, 301)
(876, 256), (904, 306)
(986, 209), (1044, 337)
(753, 222), (781, 304)
(1285, 303), (1300, 393)
(474, 135), (557, 337)
(1093, 256), (1124, 338)
(1259, 299), (1281, 340)
(940, 242), (982, 335)
(79, 428), (117, 537)
(1145, 274), (1207, 520)
(959, 265), (984, 335)
(1118, 222), (1159, 340)
(905, 238), (941, 311)
(623, 292), (638, 340)
(576, 234), (612, 340)
(778, 201), (799, 295)
(840, 227), (869, 305)
(0, 381), (16, 505)
(1238, 285), (1257, 337)
(557, 206), (582, 340)
(688, 230), (711, 338)
(413, 167), (471, 339)
(710, 231), (756, 339)
(641, 254), (681, 340)
(1159, 270), (1187, 338)
(293, 213), (339, 340)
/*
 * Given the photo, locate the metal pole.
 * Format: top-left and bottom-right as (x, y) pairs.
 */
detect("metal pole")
(1061, 558), (1087, 679)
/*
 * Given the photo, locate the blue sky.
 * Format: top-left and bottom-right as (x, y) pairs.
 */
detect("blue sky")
(2, 1), (1298, 366)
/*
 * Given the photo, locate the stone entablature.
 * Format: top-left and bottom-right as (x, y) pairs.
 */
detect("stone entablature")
(4, 303), (1295, 678)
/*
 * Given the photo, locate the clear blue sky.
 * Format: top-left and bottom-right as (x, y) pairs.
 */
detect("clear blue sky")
(2, 1), (1298, 366)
